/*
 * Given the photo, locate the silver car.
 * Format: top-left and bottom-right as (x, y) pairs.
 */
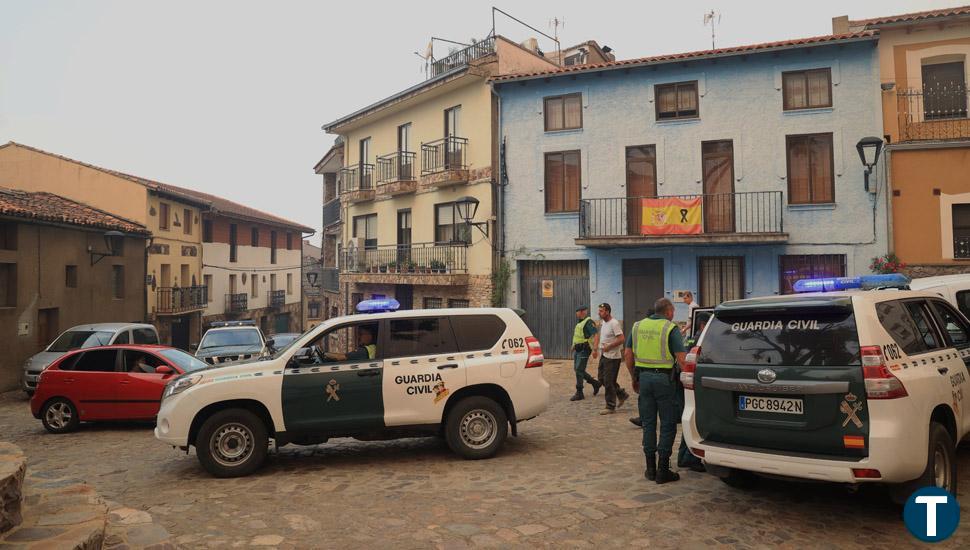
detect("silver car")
(22, 322), (159, 394)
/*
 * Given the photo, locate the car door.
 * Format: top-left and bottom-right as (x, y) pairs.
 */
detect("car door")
(120, 349), (177, 419)
(68, 349), (124, 420)
(281, 321), (384, 436)
(927, 299), (970, 437)
(382, 316), (465, 427)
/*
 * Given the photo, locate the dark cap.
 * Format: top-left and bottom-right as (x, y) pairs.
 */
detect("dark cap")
(598, 302), (611, 312)
(576, 305), (588, 312)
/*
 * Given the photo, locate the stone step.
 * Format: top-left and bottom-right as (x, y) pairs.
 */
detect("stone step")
(0, 442), (26, 535)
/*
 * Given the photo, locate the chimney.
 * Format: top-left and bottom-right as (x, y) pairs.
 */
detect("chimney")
(520, 37), (538, 53)
(832, 15), (850, 34)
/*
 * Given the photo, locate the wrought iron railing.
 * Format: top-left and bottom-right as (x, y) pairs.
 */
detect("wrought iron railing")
(897, 86), (970, 141)
(340, 242), (467, 274)
(322, 198), (341, 228)
(377, 151), (417, 183)
(578, 192), (784, 239)
(226, 293), (248, 313)
(430, 37), (496, 78)
(955, 236), (970, 259)
(322, 267), (339, 293)
(156, 286), (208, 314)
(338, 164), (375, 193)
(421, 137), (467, 175)
(269, 289), (286, 308)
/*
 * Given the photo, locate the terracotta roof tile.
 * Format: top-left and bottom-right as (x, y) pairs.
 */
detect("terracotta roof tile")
(490, 31), (877, 82)
(154, 182), (314, 233)
(850, 5), (970, 27)
(0, 186), (149, 234)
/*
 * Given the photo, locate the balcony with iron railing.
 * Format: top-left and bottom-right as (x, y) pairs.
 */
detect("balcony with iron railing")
(339, 242), (469, 285)
(269, 289), (286, 308)
(226, 293), (248, 314)
(322, 198), (341, 229)
(339, 164), (375, 203)
(420, 137), (469, 187)
(429, 36), (496, 78)
(156, 286), (208, 315)
(897, 85), (970, 141)
(376, 151), (417, 196)
(577, 191), (787, 247)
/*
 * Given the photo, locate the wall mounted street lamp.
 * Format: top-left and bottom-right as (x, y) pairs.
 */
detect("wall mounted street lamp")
(856, 136), (884, 193)
(306, 272), (319, 288)
(454, 196), (489, 239)
(89, 230), (125, 266)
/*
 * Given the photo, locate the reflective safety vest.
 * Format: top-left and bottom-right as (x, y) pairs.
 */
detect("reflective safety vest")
(572, 317), (593, 345)
(364, 344), (377, 360)
(632, 317), (676, 369)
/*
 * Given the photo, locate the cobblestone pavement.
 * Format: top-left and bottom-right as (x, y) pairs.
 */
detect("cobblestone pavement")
(1, 360), (968, 549)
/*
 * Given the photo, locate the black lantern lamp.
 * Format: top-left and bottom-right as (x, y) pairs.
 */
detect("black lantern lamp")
(90, 230), (125, 265)
(306, 272), (319, 287)
(856, 136), (884, 192)
(454, 195), (489, 238)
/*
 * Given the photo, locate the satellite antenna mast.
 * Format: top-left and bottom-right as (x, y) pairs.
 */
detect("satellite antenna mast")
(703, 10), (721, 49)
(549, 17), (565, 64)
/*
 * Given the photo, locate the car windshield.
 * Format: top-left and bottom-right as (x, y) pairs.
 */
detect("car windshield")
(270, 334), (300, 349)
(200, 329), (262, 349)
(157, 349), (209, 372)
(47, 330), (115, 352)
(269, 327), (315, 358)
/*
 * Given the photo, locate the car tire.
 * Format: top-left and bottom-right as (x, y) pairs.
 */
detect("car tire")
(444, 396), (508, 460)
(720, 468), (759, 490)
(891, 421), (958, 503)
(195, 408), (268, 478)
(41, 398), (80, 434)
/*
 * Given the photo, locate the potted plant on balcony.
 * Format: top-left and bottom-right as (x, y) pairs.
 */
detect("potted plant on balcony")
(870, 253), (907, 274)
(430, 260), (446, 274)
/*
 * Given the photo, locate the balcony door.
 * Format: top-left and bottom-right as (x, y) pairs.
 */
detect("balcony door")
(626, 145), (657, 235)
(397, 123), (412, 179)
(444, 106), (461, 169)
(922, 61), (967, 120)
(359, 137), (372, 189)
(397, 209), (412, 265)
(702, 140), (735, 233)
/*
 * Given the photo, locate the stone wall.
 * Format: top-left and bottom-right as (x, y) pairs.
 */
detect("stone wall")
(903, 264), (970, 278)
(0, 442), (26, 534)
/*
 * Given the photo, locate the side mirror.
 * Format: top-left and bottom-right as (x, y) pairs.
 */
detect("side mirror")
(265, 338), (276, 350)
(155, 365), (175, 375)
(287, 347), (314, 368)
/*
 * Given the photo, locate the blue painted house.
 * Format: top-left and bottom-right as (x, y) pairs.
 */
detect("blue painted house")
(493, 31), (887, 357)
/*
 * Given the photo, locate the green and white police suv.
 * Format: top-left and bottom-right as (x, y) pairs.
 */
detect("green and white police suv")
(155, 300), (549, 477)
(682, 275), (970, 502)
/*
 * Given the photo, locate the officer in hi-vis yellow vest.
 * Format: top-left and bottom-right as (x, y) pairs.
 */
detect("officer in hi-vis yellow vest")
(570, 306), (602, 401)
(624, 298), (686, 484)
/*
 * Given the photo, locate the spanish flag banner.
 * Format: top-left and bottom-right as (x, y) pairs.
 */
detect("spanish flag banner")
(640, 197), (703, 235)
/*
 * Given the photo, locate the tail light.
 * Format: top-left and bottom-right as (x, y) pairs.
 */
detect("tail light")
(681, 346), (699, 390)
(525, 336), (544, 368)
(861, 346), (908, 399)
(852, 468), (882, 479)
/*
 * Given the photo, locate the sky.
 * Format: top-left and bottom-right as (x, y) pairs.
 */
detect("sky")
(0, 0), (961, 244)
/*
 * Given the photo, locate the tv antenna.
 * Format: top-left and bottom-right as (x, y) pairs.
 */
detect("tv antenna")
(703, 10), (721, 49)
(549, 17), (565, 41)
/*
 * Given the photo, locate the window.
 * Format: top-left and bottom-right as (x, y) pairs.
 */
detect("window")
(445, 106), (461, 137)
(386, 317), (458, 358)
(251, 273), (258, 297)
(904, 300), (943, 351)
(270, 274), (277, 292)
(451, 315), (507, 351)
(229, 224), (238, 263)
(160, 263), (171, 287)
(782, 68), (832, 110)
(0, 222), (16, 250)
(423, 297), (442, 309)
(270, 230), (278, 264)
(112, 265), (124, 299)
(655, 81), (699, 120)
(957, 290), (970, 319)
(448, 298), (470, 308)
(65, 265), (78, 288)
(133, 328), (159, 345)
(308, 301), (321, 319)
(876, 300), (926, 355)
(202, 220), (213, 243)
(434, 203), (471, 244)
(952, 204), (970, 258)
(779, 254), (846, 295)
(544, 93), (583, 131)
(251, 227), (259, 247)
(564, 53), (583, 66)
(359, 137), (371, 165)
(398, 210), (412, 247)
(71, 350), (119, 372)
(698, 257), (744, 307)
(229, 274), (237, 295)
(930, 299), (970, 347)
(398, 123), (411, 152)
(114, 331), (129, 344)
(786, 133), (834, 205)
(922, 61), (967, 120)
(158, 202), (170, 230)
(123, 350), (164, 373)
(544, 150), (581, 213)
(286, 232), (293, 250)
(353, 214), (378, 249)
(203, 274), (213, 302)
(287, 273), (293, 295)
(183, 209), (193, 235)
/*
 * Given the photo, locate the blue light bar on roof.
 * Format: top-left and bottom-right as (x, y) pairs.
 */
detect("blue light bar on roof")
(793, 273), (911, 293)
(356, 298), (400, 313)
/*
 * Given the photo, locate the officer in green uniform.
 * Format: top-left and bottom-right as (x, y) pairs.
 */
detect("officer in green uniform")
(625, 298), (685, 484)
(570, 306), (602, 401)
(325, 325), (377, 362)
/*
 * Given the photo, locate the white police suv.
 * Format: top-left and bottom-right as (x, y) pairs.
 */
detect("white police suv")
(155, 301), (549, 477)
(682, 275), (970, 501)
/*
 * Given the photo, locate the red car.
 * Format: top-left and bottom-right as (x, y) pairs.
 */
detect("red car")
(30, 344), (208, 433)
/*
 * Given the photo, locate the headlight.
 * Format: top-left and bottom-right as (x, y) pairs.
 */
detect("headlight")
(162, 375), (203, 400)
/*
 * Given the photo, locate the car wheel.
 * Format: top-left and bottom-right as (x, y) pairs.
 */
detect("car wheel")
(195, 408), (268, 478)
(444, 396), (508, 460)
(720, 468), (759, 490)
(41, 398), (80, 434)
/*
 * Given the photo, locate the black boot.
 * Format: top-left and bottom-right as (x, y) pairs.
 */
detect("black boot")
(644, 454), (656, 481)
(656, 456), (680, 484)
(591, 379), (603, 396)
(629, 417), (642, 427)
(569, 390), (584, 401)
